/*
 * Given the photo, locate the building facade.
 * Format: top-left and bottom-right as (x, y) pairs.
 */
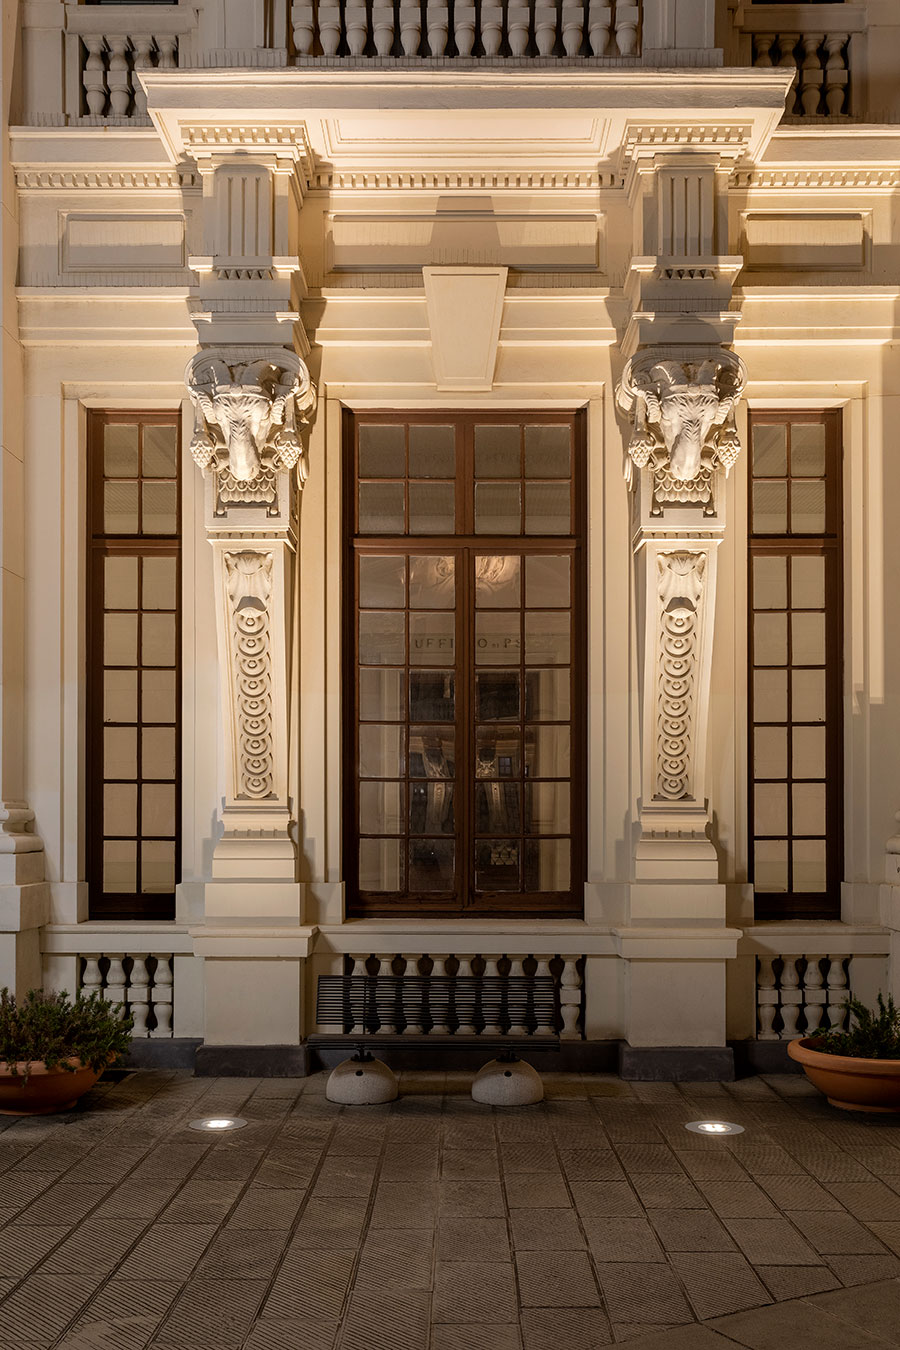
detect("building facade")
(3, 0), (900, 1075)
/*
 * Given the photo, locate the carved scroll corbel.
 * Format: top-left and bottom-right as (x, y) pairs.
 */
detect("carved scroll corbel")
(616, 351), (746, 510)
(185, 348), (317, 511)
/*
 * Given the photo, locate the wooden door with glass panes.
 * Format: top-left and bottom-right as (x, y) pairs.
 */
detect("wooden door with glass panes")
(748, 411), (842, 919)
(345, 412), (585, 917)
(86, 412), (181, 920)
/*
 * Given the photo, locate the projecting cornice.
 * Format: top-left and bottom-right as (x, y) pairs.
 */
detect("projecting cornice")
(139, 67), (795, 176)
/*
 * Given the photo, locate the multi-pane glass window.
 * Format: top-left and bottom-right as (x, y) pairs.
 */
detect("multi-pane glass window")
(87, 414), (181, 919)
(749, 412), (842, 919)
(347, 413), (585, 917)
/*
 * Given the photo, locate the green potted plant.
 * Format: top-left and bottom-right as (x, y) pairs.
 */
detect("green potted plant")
(0, 988), (133, 1116)
(788, 992), (900, 1113)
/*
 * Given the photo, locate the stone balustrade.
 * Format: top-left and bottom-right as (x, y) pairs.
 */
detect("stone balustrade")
(318, 952), (585, 1038)
(291, 0), (641, 59)
(65, 4), (195, 122)
(79, 953), (175, 1038)
(756, 954), (851, 1040)
(739, 4), (866, 117)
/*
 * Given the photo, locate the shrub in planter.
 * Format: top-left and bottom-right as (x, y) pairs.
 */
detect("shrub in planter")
(0, 988), (133, 1115)
(788, 993), (900, 1113)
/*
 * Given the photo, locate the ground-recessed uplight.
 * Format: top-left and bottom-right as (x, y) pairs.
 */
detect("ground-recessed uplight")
(685, 1119), (744, 1137)
(188, 1116), (247, 1133)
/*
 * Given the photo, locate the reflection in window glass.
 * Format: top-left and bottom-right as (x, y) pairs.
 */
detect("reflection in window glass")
(359, 424), (405, 477)
(474, 425), (520, 477)
(350, 414), (581, 913)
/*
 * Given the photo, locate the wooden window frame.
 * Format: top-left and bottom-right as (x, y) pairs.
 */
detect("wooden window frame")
(343, 409), (587, 920)
(748, 409), (843, 921)
(86, 410), (182, 921)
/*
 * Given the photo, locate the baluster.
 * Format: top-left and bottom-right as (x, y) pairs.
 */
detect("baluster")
(320, 2), (343, 55)
(401, 955), (423, 1034)
(104, 954), (128, 1016)
(149, 954), (173, 1038)
(779, 957), (801, 1039)
(454, 3), (476, 55)
(372, 2), (395, 55)
(562, 2), (584, 56)
(753, 33), (776, 67)
(824, 34), (849, 115)
(507, 957), (528, 1035)
(455, 956), (476, 1034)
(802, 954), (826, 1035)
(345, 0), (368, 55)
(534, 4), (557, 56)
(426, 1), (449, 54)
(778, 34), (800, 113)
(82, 37), (108, 116)
(292, 2), (316, 54)
(507, 0), (530, 57)
(534, 958), (555, 1035)
(588, 2), (611, 55)
(348, 956), (369, 1035)
(482, 958), (502, 1035)
(429, 955), (450, 1034)
(375, 954), (397, 1033)
(481, 3), (504, 56)
(155, 36), (177, 69)
(106, 37), (131, 117)
(825, 954), (850, 1030)
(615, 2), (639, 56)
(400, 2), (422, 55)
(81, 955), (103, 996)
(131, 37), (153, 116)
(129, 956), (151, 1037)
(800, 34), (825, 116)
(560, 957), (582, 1040)
(756, 956), (779, 1040)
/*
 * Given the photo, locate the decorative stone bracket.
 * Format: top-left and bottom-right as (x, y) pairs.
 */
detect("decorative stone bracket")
(616, 351), (746, 513)
(186, 348), (316, 518)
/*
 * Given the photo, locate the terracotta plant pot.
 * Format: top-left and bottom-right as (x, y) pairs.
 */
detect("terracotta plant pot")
(787, 1037), (900, 1113)
(0, 1059), (103, 1116)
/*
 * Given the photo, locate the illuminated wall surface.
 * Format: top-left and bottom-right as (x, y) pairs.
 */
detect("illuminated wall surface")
(4, 0), (900, 1073)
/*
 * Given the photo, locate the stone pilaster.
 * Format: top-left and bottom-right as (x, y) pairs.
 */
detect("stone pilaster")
(1, 88), (49, 995)
(186, 348), (316, 925)
(613, 130), (748, 1062)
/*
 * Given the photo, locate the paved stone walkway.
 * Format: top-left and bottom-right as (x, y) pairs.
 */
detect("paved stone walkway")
(1, 1069), (900, 1347)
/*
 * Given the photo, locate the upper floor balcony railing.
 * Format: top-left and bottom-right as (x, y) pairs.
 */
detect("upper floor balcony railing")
(289, 0), (641, 60)
(18, 0), (888, 127)
(732, 2), (867, 118)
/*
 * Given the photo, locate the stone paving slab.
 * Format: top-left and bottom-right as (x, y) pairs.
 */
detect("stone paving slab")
(1, 1068), (900, 1346)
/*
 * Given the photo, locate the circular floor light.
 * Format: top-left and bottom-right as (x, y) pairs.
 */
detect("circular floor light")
(684, 1119), (744, 1137)
(188, 1116), (248, 1133)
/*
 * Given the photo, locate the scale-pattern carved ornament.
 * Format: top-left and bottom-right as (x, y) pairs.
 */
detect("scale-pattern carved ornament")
(224, 551), (275, 801)
(655, 551), (706, 801)
(186, 349), (317, 512)
(617, 352), (746, 511)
